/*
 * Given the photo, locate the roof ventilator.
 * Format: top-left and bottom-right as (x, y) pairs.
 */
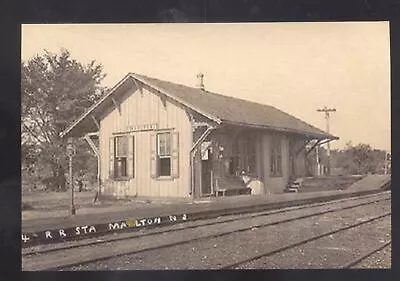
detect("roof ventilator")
(196, 73), (205, 91)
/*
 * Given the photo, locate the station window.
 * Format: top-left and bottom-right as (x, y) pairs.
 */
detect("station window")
(157, 132), (172, 177)
(110, 135), (134, 180)
(234, 137), (257, 176)
(245, 137), (257, 176)
(114, 136), (128, 178)
(270, 136), (282, 177)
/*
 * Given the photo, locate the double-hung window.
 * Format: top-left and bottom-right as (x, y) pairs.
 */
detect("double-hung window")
(270, 136), (282, 177)
(157, 132), (172, 177)
(114, 136), (128, 178)
(110, 135), (134, 180)
(235, 137), (257, 176)
(246, 138), (257, 176)
(150, 131), (179, 179)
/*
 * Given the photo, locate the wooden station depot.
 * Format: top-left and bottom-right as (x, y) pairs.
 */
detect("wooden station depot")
(61, 73), (338, 199)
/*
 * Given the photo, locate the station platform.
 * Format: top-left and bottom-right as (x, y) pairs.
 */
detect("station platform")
(22, 175), (390, 237)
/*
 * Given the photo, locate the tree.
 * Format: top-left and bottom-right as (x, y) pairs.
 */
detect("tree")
(332, 142), (386, 175)
(348, 143), (373, 174)
(21, 49), (107, 191)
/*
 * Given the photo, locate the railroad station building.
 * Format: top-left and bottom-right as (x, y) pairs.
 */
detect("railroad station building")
(61, 73), (338, 199)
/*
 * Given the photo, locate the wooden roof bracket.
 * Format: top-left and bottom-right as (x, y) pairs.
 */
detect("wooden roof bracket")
(160, 94), (167, 108)
(192, 121), (212, 129)
(86, 132), (99, 137)
(318, 138), (333, 146)
(83, 133), (99, 157)
(191, 126), (216, 152)
(306, 139), (323, 156)
(186, 109), (216, 132)
(133, 78), (143, 97)
(186, 110), (194, 122)
(111, 97), (121, 114)
(305, 138), (334, 156)
(295, 139), (312, 156)
(83, 132), (101, 202)
(91, 115), (100, 131)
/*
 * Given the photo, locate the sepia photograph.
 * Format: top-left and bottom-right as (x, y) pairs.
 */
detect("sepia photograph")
(21, 22), (391, 270)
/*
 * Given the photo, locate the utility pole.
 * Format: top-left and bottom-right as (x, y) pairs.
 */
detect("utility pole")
(384, 152), (388, 175)
(384, 152), (391, 175)
(67, 138), (76, 215)
(316, 141), (321, 176)
(317, 106), (336, 176)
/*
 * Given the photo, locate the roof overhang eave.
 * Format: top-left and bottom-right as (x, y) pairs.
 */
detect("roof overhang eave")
(60, 73), (133, 139)
(221, 120), (338, 140)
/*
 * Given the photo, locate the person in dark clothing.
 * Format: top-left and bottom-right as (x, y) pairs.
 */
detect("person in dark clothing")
(78, 178), (83, 192)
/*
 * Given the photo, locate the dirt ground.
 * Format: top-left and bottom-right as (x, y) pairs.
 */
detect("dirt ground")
(21, 188), (194, 221)
(22, 189), (132, 220)
(22, 175), (385, 222)
(298, 175), (364, 192)
(23, 189), (97, 208)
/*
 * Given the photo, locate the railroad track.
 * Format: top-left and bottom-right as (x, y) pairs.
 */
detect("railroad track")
(222, 212), (390, 269)
(22, 187), (388, 248)
(22, 192), (390, 270)
(23, 191), (389, 256)
(341, 240), (392, 269)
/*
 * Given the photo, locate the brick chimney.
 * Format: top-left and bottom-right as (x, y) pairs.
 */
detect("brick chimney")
(196, 73), (205, 90)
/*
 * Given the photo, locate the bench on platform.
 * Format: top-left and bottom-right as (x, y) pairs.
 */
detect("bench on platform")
(215, 188), (227, 197)
(214, 176), (251, 197)
(215, 187), (251, 197)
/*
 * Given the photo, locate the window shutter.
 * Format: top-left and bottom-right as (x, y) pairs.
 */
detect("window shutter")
(150, 133), (157, 178)
(127, 135), (134, 179)
(109, 137), (115, 179)
(171, 131), (179, 178)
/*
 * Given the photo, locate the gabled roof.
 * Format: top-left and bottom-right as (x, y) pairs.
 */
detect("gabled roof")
(61, 73), (338, 140)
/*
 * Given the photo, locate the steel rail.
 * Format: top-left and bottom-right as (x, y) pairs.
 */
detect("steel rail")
(23, 192), (389, 257)
(221, 213), (391, 269)
(341, 240), (392, 269)
(22, 189), (388, 248)
(26, 196), (390, 271)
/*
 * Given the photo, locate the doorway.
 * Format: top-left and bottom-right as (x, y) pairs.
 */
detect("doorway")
(201, 147), (213, 196)
(289, 138), (296, 178)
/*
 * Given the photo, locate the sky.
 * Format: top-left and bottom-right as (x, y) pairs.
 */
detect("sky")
(21, 22), (391, 151)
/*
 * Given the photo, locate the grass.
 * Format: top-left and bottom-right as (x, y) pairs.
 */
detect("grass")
(298, 175), (365, 192)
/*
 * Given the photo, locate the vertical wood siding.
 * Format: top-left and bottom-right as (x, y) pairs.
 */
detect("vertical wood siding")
(260, 134), (308, 194)
(260, 133), (288, 193)
(294, 138), (307, 177)
(99, 83), (192, 198)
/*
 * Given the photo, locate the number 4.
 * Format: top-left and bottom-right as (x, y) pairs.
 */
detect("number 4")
(22, 234), (30, 243)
